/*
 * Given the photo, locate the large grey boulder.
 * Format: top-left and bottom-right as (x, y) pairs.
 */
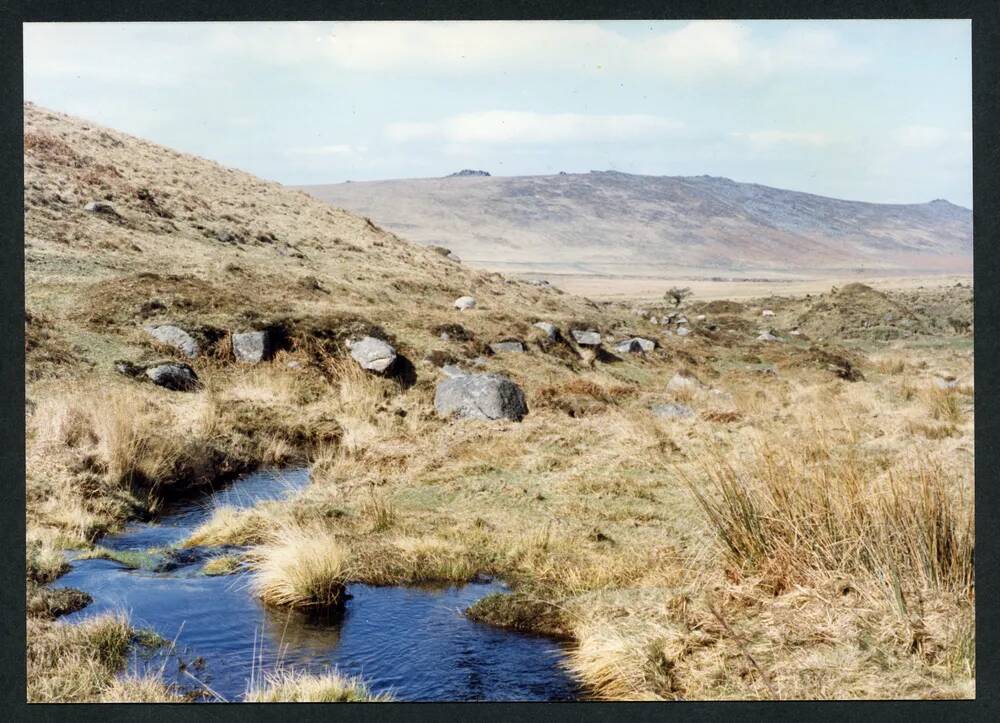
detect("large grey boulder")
(434, 373), (528, 421)
(145, 325), (199, 358)
(233, 330), (271, 363)
(348, 336), (397, 372)
(571, 329), (602, 346)
(533, 321), (559, 341)
(146, 363), (200, 391)
(615, 337), (655, 353)
(454, 296), (477, 311)
(441, 364), (468, 379)
(489, 340), (524, 354)
(652, 402), (695, 419)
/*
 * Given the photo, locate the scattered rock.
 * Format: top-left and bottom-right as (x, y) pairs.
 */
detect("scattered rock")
(757, 330), (781, 342)
(454, 296), (477, 311)
(652, 402), (695, 419)
(83, 200), (118, 215)
(614, 337), (655, 353)
(490, 340), (525, 354)
(571, 329), (602, 346)
(232, 330), (272, 364)
(533, 321), (559, 341)
(434, 373), (528, 421)
(696, 314), (706, 321)
(348, 336), (397, 372)
(676, 326), (691, 337)
(762, 309), (775, 317)
(145, 363), (200, 391)
(144, 324), (199, 358)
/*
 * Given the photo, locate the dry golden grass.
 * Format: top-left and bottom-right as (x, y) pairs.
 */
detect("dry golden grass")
(251, 523), (350, 609)
(184, 506), (270, 547)
(27, 613), (133, 702)
(99, 674), (185, 702)
(245, 669), (390, 702)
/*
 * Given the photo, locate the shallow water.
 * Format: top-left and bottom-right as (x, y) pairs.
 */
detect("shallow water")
(54, 468), (580, 702)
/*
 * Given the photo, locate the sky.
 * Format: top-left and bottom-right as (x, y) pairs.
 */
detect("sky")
(23, 20), (972, 207)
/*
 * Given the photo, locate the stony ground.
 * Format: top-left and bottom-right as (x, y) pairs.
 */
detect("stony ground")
(24, 102), (974, 702)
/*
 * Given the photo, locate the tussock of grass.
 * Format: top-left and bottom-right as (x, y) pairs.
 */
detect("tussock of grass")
(925, 388), (965, 425)
(466, 592), (572, 638)
(184, 505), (270, 547)
(78, 546), (163, 570)
(245, 669), (390, 702)
(27, 613), (133, 702)
(251, 524), (349, 609)
(688, 444), (973, 597)
(99, 674), (185, 702)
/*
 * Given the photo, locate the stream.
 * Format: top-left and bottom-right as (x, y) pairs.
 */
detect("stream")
(52, 468), (581, 702)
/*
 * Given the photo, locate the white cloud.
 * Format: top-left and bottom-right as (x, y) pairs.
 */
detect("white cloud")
(287, 144), (360, 156)
(731, 130), (833, 149)
(386, 111), (683, 144)
(895, 125), (970, 149)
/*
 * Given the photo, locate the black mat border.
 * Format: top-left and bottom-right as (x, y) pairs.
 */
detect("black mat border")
(1, 2), (996, 721)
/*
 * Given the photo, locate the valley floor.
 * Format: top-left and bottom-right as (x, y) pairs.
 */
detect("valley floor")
(27, 280), (975, 702)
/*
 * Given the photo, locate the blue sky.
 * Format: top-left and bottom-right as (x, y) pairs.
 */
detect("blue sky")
(23, 20), (972, 207)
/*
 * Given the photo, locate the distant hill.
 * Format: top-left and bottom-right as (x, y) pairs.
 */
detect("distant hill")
(299, 171), (972, 275)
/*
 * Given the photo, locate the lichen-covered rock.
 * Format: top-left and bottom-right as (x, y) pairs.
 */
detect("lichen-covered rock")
(652, 402), (695, 419)
(571, 329), (601, 346)
(348, 336), (397, 372)
(144, 324), (199, 358)
(232, 330), (271, 363)
(434, 373), (528, 421)
(145, 363), (200, 391)
(533, 321), (559, 341)
(454, 296), (477, 311)
(441, 364), (468, 379)
(614, 337), (655, 353)
(489, 340), (524, 354)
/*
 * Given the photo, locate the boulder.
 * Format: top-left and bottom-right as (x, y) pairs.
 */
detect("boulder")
(145, 363), (200, 392)
(571, 329), (602, 346)
(144, 324), (199, 358)
(695, 314), (706, 321)
(441, 364), (468, 379)
(652, 402), (695, 419)
(489, 340), (525, 354)
(84, 200), (118, 215)
(348, 336), (397, 372)
(756, 331), (781, 342)
(454, 296), (477, 311)
(533, 321), (559, 341)
(761, 309), (775, 317)
(614, 337), (655, 353)
(232, 330), (272, 363)
(434, 373), (528, 421)
(676, 326), (691, 337)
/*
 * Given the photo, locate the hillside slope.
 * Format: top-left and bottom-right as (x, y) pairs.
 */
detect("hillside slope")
(299, 171), (972, 275)
(23, 102), (620, 383)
